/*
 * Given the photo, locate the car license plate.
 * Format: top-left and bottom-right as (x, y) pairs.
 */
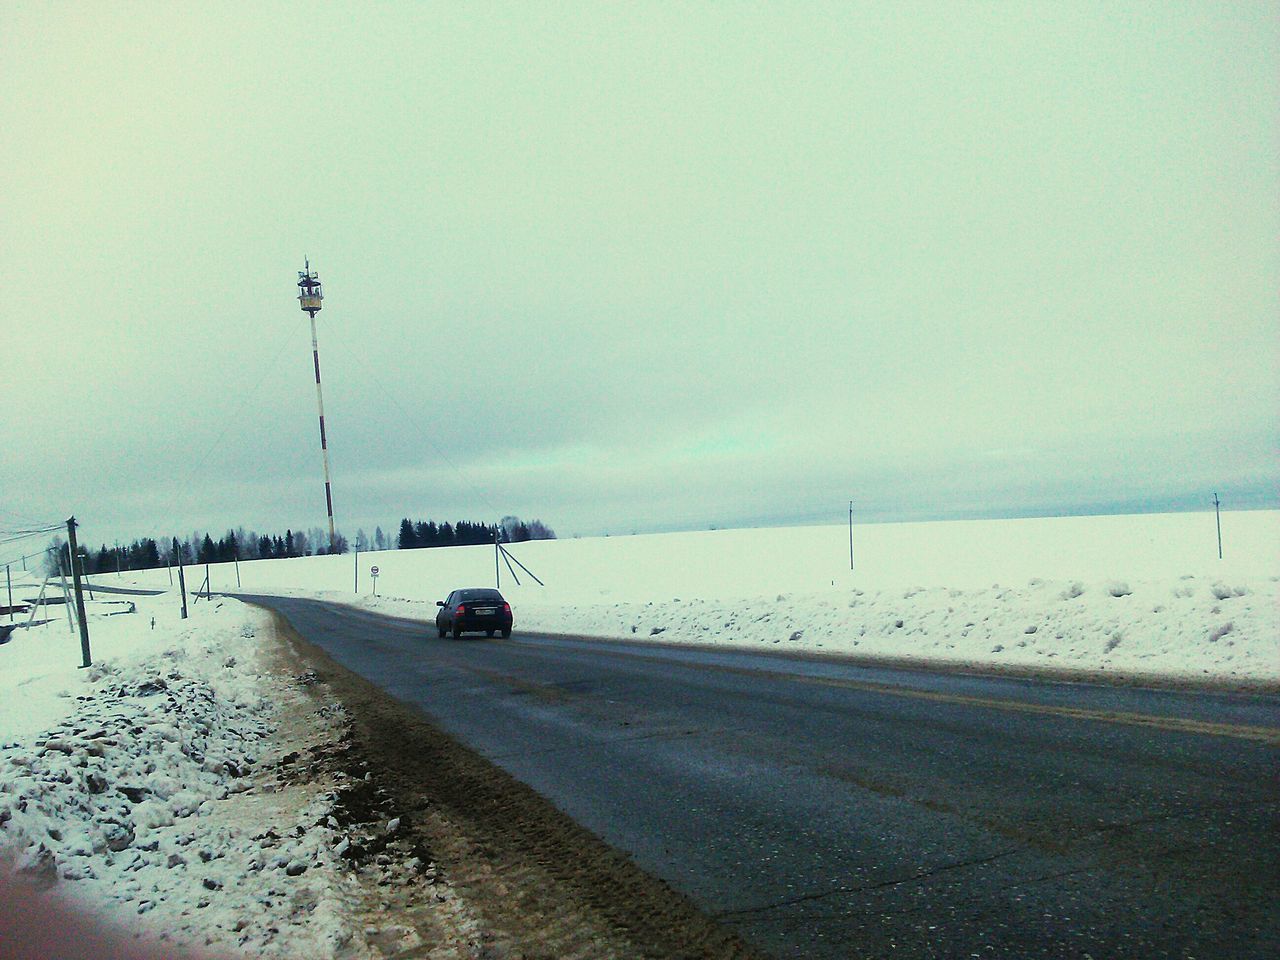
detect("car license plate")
(475, 607), (495, 615)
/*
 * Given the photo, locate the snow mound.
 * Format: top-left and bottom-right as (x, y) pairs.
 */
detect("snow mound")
(0, 599), (362, 957)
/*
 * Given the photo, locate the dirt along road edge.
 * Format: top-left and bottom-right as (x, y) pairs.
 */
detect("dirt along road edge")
(265, 609), (766, 960)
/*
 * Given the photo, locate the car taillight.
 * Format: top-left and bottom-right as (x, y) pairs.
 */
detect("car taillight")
(456, 605), (466, 615)
(503, 603), (511, 613)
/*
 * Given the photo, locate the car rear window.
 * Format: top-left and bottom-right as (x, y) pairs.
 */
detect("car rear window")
(459, 589), (504, 601)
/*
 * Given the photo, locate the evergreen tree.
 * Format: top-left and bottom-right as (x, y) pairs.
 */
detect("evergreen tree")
(398, 519), (416, 550)
(137, 538), (160, 568)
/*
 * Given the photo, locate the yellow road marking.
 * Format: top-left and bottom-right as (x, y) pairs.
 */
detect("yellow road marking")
(498, 636), (1280, 745)
(767, 671), (1280, 745)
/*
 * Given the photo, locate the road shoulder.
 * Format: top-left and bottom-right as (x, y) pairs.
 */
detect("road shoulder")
(269, 610), (763, 960)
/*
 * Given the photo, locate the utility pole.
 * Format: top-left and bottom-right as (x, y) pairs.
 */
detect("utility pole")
(848, 501), (855, 571)
(297, 259), (337, 554)
(5, 565), (12, 623)
(1213, 491), (1223, 560)
(66, 517), (92, 668)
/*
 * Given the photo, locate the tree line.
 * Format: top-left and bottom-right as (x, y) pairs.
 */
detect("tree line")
(396, 515), (555, 550)
(44, 515), (555, 576)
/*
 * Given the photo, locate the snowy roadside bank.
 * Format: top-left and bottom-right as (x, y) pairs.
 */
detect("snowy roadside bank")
(114, 512), (1280, 687)
(262, 569), (1280, 688)
(512, 573), (1280, 685)
(0, 596), (470, 958)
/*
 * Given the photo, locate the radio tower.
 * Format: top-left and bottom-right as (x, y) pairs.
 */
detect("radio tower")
(297, 258), (336, 553)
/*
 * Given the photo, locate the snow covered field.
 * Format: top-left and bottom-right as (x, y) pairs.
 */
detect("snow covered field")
(120, 510), (1280, 685)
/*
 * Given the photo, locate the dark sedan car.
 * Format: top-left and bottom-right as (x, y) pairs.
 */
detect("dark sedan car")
(436, 588), (513, 638)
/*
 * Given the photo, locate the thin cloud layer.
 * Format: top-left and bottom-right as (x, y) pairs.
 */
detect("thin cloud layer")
(2, 3), (1276, 546)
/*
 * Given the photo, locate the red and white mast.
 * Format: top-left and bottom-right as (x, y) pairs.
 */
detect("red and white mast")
(297, 258), (336, 553)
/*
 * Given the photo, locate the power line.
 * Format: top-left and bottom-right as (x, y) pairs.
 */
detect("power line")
(0, 535), (63, 571)
(333, 336), (504, 520)
(0, 524), (64, 546)
(0, 509), (58, 529)
(136, 324), (299, 547)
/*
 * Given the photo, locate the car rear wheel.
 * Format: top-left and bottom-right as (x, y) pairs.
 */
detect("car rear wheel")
(486, 630), (494, 637)
(501, 627), (511, 638)
(437, 627), (445, 639)
(452, 623), (463, 639)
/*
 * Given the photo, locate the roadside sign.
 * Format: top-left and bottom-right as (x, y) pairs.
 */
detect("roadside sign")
(371, 566), (379, 576)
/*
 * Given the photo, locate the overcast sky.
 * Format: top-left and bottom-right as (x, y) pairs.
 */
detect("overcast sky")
(2, 1), (1276, 553)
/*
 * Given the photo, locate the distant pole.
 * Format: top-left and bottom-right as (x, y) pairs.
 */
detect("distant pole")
(1213, 491), (1222, 560)
(848, 501), (855, 571)
(78, 554), (95, 600)
(65, 517), (92, 668)
(167, 556), (173, 586)
(495, 527), (501, 588)
(297, 259), (337, 554)
(354, 549), (359, 593)
(177, 551), (188, 620)
(234, 545), (241, 589)
(5, 565), (12, 623)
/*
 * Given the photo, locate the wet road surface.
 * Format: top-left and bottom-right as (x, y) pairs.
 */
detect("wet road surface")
(242, 594), (1280, 959)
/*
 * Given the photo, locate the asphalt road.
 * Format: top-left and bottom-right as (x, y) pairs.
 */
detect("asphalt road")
(243, 595), (1280, 960)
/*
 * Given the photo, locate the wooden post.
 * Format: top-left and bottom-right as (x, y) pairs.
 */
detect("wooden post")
(58, 550), (75, 634)
(78, 554), (95, 601)
(66, 517), (92, 668)
(1213, 492), (1223, 560)
(5, 565), (12, 623)
(24, 578), (50, 631)
(177, 551), (188, 620)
